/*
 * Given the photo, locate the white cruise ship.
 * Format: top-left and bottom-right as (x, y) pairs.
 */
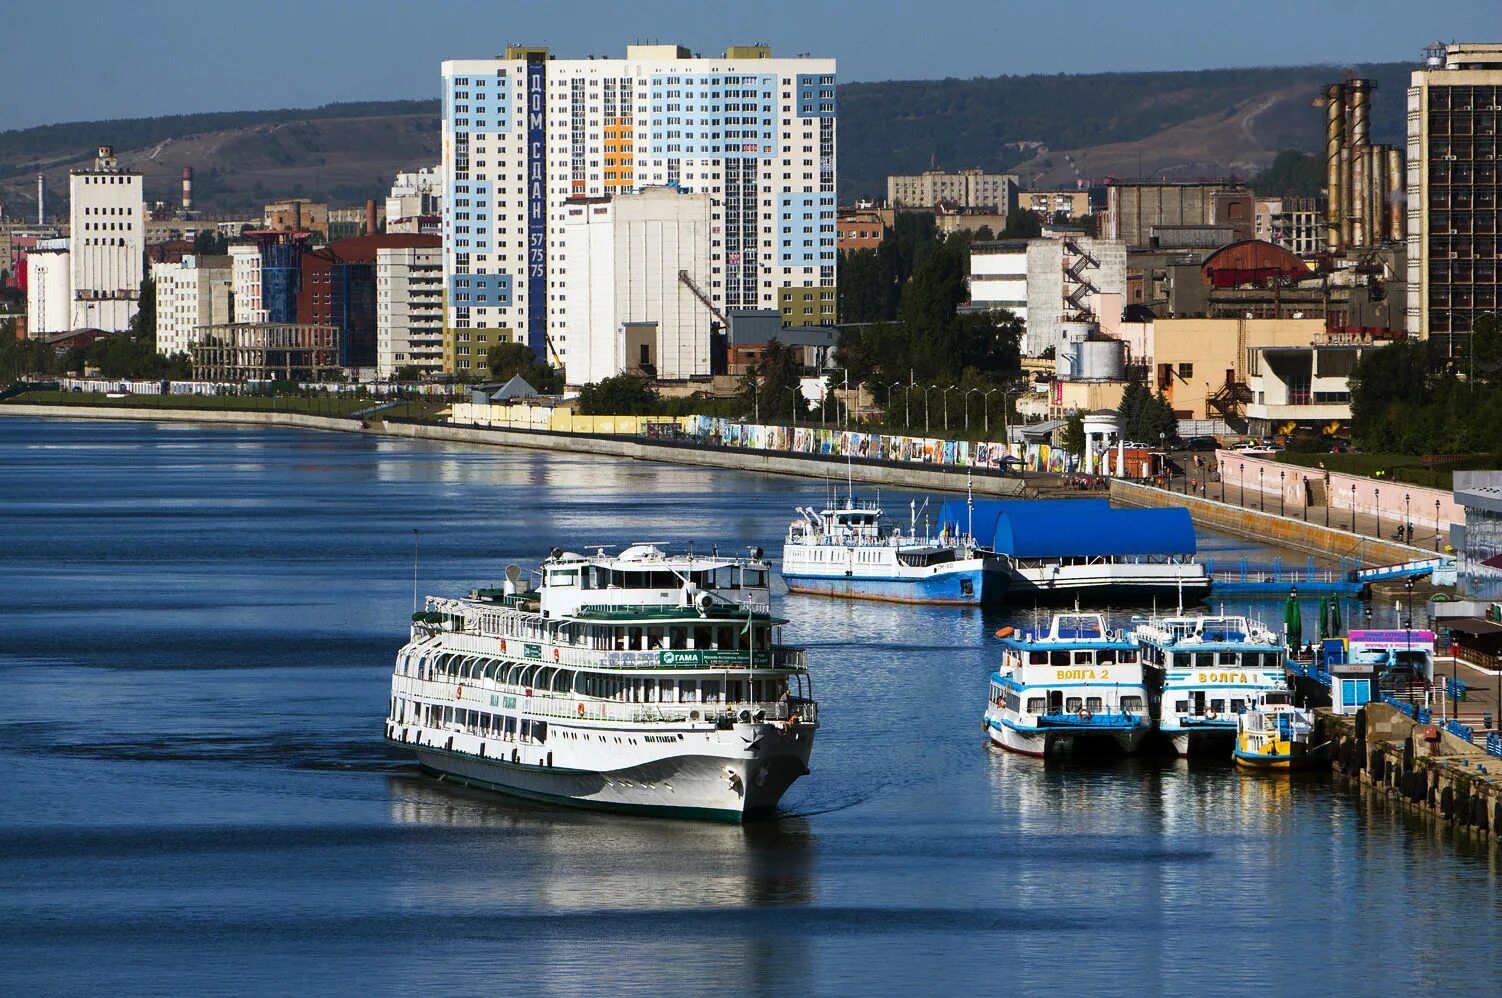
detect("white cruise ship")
(385, 544), (817, 822)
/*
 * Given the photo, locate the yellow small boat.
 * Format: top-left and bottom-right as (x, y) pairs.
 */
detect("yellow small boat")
(1233, 690), (1318, 771)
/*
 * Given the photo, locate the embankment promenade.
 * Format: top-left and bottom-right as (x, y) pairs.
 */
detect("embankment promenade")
(0, 402), (1036, 498)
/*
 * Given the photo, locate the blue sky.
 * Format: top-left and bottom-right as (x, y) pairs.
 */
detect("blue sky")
(5, 0), (1498, 130)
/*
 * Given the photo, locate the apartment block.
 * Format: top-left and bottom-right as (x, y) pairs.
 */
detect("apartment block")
(440, 43), (837, 378)
(887, 169), (1018, 211)
(1407, 42), (1502, 351)
(376, 244), (443, 379)
(151, 254), (232, 356)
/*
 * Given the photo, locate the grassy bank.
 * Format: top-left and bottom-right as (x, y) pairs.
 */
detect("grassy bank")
(1273, 451), (1499, 490)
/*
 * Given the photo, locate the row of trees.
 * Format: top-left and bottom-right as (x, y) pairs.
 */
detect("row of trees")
(1349, 315), (1502, 454)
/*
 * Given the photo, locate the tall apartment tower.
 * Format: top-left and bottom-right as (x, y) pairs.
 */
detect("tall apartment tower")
(439, 43), (837, 377)
(1407, 43), (1502, 351)
(69, 145), (144, 332)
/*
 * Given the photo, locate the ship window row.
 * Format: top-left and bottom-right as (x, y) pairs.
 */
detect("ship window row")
(1173, 698), (1247, 715)
(545, 565), (767, 589)
(405, 653), (792, 703)
(1022, 695), (1144, 714)
(1026, 649), (1137, 666)
(394, 699), (548, 743)
(1169, 651), (1281, 669)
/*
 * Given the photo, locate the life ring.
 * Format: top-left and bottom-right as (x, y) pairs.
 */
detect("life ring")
(577, 703), (585, 717)
(994, 627), (1014, 639)
(1077, 707), (1093, 721)
(552, 648), (560, 662)
(1205, 708), (1218, 721)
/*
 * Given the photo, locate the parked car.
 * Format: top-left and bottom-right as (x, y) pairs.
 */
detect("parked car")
(1184, 436), (1219, 451)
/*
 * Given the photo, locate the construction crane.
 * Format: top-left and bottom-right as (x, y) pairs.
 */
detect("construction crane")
(678, 269), (726, 328)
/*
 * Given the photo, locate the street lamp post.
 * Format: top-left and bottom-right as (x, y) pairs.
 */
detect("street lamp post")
(1436, 499), (1442, 553)
(1350, 483), (1357, 532)
(942, 385), (958, 434)
(964, 388), (980, 431)
(1259, 467), (1265, 512)
(1405, 492), (1411, 545)
(1158, 432), (1167, 490)
(1374, 487), (1381, 540)
(923, 385), (938, 434)
(1239, 462), (1245, 507)
(1280, 470), (1286, 517)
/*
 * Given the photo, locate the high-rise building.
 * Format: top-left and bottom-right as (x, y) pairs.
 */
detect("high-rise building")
(1407, 43), (1502, 351)
(376, 244), (444, 380)
(439, 43), (837, 378)
(69, 146), (144, 331)
(229, 245), (265, 324)
(151, 254), (232, 356)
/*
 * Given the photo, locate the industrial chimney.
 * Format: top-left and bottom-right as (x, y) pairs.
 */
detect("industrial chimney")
(365, 198), (378, 236)
(36, 174), (44, 225)
(182, 167), (193, 212)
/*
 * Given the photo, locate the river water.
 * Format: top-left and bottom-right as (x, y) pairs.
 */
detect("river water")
(2, 417), (1499, 997)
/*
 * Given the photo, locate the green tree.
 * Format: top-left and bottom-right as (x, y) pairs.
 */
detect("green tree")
(1061, 410), (1086, 456)
(742, 339), (804, 423)
(485, 341), (564, 393)
(392, 364), (424, 382)
(575, 373), (660, 415)
(131, 275), (156, 344)
(1000, 211), (1042, 239)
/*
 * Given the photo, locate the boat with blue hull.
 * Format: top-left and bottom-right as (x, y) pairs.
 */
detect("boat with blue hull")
(781, 495), (1007, 606)
(1134, 613), (1289, 755)
(983, 612), (1151, 757)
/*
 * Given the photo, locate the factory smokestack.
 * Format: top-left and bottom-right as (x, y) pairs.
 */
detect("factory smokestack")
(182, 167), (193, 212)
(1324, 83), (1345, 252)
(365, 198), (378, 236)
(36, 174), (44, 225)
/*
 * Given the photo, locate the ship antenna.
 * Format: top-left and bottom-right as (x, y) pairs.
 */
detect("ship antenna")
(967, 470), (974, 541)
(411, 528), (420, 614)
(1176, 569), (1184, 615)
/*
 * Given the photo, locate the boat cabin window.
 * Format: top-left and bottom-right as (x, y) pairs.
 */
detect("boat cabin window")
(1029, 652), (1049, 665)
(701, 679), (722, 703)
(743, 569), (767, 588)
(1026, 697), (1046, 714)
(1264, 692), (1292, 705)
(1194, 652), (1213, 668)
(1065, 696), (1083, 714)
(1118, 650), (1137, 664)
(670, 627), (688, 650)
(1098, 649), (1117, 665)
(1211, 698), (1226, 713)
(1072, 651), (1093, 666)
(1050, 651), (1070, 666)
(1120, 696), (1143, 712)
(1230, 698), (1246, 714)
(646, 626), (666, 649)
(1217, 652), (1239, 667)
(1174, 653), (1191, 668)
(1085, 696), (1103, 713)
(548, 568), (578, 587)
(1174, 700), (1189, 712)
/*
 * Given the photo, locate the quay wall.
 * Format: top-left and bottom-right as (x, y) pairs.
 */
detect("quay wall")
(1110, 479), (1431, 565)
(1319, 703), (1502, 842)
(0, 404), (1034, 497)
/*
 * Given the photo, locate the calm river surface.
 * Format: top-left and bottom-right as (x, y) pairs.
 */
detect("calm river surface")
(2, 417), (1499, 997)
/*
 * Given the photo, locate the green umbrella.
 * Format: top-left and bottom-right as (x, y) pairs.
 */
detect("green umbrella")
(1317, 596), (1330, 642)
(1328, 595), (1342, 637)
(1284, 594), (1302, 651)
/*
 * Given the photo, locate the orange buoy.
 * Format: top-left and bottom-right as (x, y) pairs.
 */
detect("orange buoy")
(994, 627), (1015, 639)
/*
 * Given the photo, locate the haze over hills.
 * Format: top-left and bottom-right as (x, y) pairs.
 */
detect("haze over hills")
(0, 62), (1413, 215)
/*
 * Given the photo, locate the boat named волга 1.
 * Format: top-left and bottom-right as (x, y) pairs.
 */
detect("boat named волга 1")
(386, 543), (817, 821)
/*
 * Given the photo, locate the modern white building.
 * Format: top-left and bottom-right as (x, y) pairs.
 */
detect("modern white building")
(69, 146), (144, 332)
(560, 186), (713, 384)
(387, 167), (442, 226)
(25, 242), (71, 335)
(968, 235), (1126, 356)
(439, 43), (836, 378)
(376, 244), (444, 379)
(228, 245), (265, 324)
(151, 254), (232, 357)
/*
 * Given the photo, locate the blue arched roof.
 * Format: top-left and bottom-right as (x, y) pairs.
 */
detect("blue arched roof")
(937, 499), (1196, 557)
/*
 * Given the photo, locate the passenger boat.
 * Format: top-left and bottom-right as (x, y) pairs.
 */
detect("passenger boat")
(781, 493), (1006, 605)
(984, 612), (1152, 757)
(385, 543), (818, 822)
(1233, 690), (1317, 771)
(1135, 613), (1288, 755)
